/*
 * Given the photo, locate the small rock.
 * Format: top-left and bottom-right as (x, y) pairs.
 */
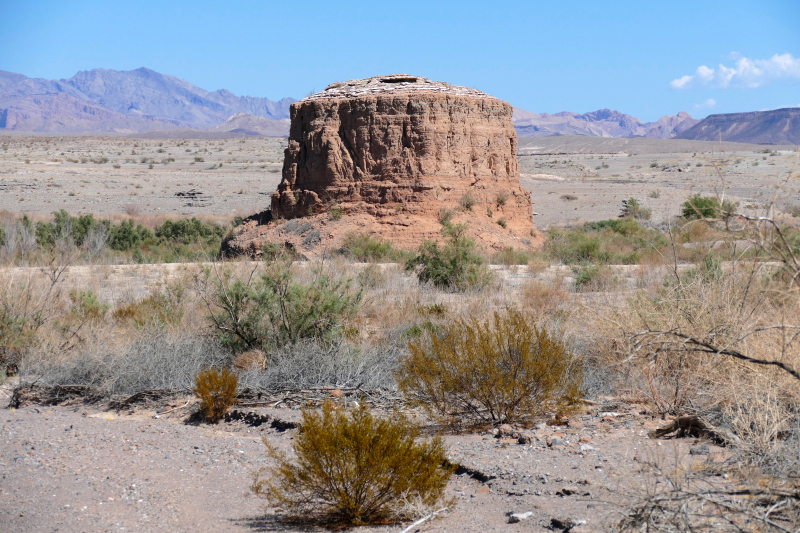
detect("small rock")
(508, 511), (532, 523)
(551, 516), (586, 531)
(578, 436), (592, 443)
(517, 432), (533, 445)
(557, 486), (579, 496)
(579, 444), (596, 452)
(689, 444), (710, 455)
(330, 389), (343, 398)
(547, 437), (566, 448)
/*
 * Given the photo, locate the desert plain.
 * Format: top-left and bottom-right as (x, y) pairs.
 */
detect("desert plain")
(0, 133), (799, 533)
(1, 135), (797, 225)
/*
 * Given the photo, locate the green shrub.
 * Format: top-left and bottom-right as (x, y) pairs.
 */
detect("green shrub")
(109, 220), (153, 251)
(202, 261), (363, 352)
(193, 367), (238, 423)
(547, 230), (608, 264)
(328, 204), (343, 221)
(405, 223), (493, 291)
(547, 220), (668, 265)
(583, 218), (641, 236)
(54, 289), (109, 349)
(495, 191), (508, 206)
(497, 217), (507, 228)
(0, 225), (5, 246)
(252, 401), (453, 526)
(681, 194), (736, 220)
(396, 309), (583, 424)
(154, 218), (226, 245)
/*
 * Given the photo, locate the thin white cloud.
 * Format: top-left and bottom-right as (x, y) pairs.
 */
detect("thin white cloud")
(693, 98), (717, 110)
(671, 53), (800, 89)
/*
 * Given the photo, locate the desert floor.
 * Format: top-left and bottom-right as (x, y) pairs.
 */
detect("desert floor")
(0, 134), (797, 532)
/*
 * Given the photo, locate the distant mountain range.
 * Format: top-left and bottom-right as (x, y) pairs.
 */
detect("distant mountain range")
(0, 67), (294, 133)
(676, 108), (800, 145)
(0, 68), (796, 144)
(512, 108), (698, 139)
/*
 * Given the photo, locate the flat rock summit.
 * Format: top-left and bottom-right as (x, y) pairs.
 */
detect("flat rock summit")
(230, 74), (540, 257)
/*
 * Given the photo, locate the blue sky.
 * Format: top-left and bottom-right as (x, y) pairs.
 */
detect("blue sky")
(2, 0), (798, 121)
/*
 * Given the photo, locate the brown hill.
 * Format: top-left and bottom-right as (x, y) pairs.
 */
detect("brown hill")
(676, 108), (800, 145)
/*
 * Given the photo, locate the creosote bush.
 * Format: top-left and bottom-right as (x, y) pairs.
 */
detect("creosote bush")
(396, 309), (583, 424)
(252, 401), (453, 526)
(193, 366), (238, 423)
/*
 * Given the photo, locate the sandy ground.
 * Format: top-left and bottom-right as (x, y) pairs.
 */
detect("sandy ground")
(516, 136), (799, 228)
(0, 136), (286, 220)
(0, 381), (725, 533)
(0, 135), (797, 230)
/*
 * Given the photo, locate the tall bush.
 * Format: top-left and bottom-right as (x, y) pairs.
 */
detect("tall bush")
(199, 261), (362, 353)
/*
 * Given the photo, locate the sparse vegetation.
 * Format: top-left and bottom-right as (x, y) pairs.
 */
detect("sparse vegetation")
(338, 232), (406, 262)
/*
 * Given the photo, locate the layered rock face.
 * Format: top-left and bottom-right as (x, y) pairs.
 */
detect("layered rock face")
(232, 74), (540, 256)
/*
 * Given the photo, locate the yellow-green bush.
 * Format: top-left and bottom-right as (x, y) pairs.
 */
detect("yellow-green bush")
(252, 401), (453, 526)
(193, 367), (237, 423)
(396, 309), (583, 424)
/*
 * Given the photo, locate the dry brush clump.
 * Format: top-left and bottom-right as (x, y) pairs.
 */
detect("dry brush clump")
(396, 308), (583, 425)
(592, 212), (800, 530)
(193, 366), (238, 423)
(252, 401), (453, 527)
(597, 262), (800, 424)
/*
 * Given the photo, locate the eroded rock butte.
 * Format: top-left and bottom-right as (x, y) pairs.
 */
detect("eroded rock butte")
(230, 74), (541, 257)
